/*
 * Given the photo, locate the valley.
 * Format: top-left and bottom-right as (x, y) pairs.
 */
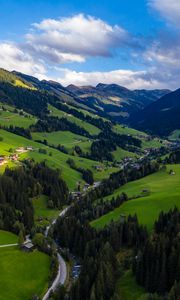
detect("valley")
(0, 68), (179, 300)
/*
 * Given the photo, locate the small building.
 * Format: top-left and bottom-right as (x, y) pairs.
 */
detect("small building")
(22, 242), (34, 252)
(0, 157), (5, 165)
(71, 191), (82, 200)
(94, 165), (103, 171)
(169, 170), (176, 175)
(83, 183), (90, 192)
(26, 146), (33, 151)
(10, 154), (18, 161)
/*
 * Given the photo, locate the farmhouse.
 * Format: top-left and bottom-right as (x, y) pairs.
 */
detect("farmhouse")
(22, 241), (34, 252)
(16, 147), (28, 153)
(26, 146), (33, 151)
(10, 154), (19, 161)
(0, 157), (6, 165)
(94, 165), (103, 171)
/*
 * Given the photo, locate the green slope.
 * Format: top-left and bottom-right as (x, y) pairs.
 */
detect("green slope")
(0, 247), (50, 300)
(32, 131), (92, 153)
(0, 129), (118, 190)
(49, 104), (100, 135)
(91, 165), (180, 231)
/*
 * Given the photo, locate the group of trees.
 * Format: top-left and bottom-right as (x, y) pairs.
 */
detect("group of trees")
(0, 161), (68, 234)
(49, 99), (112, 132)
(133, 208), (180, 296)
(53, 209), (147, 300)
(89, 129), (141, 161)
(81, 159), (160, 204)
(165, 149), (180, 164)
(66, 158), (94, 185)
(0, 124), (32, 139)
(31, 116), (91, 138)
(0, 81), (48, 117)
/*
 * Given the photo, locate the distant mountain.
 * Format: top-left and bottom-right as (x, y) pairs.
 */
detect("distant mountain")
(129, 88), (180, 137)
(11, 70), (170, 122)
(67, 83), (170, 121)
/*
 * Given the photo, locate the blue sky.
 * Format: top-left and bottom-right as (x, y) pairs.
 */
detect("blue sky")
(0, 0), (179, 89)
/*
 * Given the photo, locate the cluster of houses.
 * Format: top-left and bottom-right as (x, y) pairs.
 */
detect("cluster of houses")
(0, 146), (34, 167)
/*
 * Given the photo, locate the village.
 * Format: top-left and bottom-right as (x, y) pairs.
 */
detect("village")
(0, 146), (34, 167)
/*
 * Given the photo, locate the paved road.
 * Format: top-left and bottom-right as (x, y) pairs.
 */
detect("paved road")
(42, 206), (70, 300)
(42, 253), (67, 300)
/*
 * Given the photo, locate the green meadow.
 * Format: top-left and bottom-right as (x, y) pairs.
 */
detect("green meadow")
(0, 129), (118, 189)
(49, 104), (101, 135)
(113, 146), (138, 161)
(91, 165), (180, 231)
(0, 107), (37, 128)
(113, 124), (163, 149)
(0, 230), (17, 245)
(0, 247), (50, 300)
(33, 195), (60, 221)
(32, 130), (92, 153)
(169, 130), (180, 141)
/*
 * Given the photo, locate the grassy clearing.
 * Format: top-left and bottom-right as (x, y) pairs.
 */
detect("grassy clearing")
(113, 124), (146, 137)
(113, 147), (138, 161)
(0, 107), (37, 128)
(113, 124), (163, 150)
(0, 129), (118, 190)
(91, 165), (180, 231)
(33, 195), (60, 221)
(0, 230), (17, 245)
(115, 271), (146, 300)
(0, 247), (50, 300)
(14, 79), (36, 90)
(49, 104), (100, 135)
(169, 130), (180, 141)
(32, 131), (92, 153)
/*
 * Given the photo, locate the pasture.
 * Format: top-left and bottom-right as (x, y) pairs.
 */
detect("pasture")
(0, 129), (118, 190)
(49, 104), (101, 135)
(0, 230), (17, 245)
(91, 165), (180, 231)
(0, 106), (37, 128)
(32, 130), (92, 153)
(0, 246), (50, 300)
(33, 195), (60, 221)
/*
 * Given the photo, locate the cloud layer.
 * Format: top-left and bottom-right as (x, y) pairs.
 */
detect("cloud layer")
(26, 14), (129, 64)
(0, 8), (180, 90)
(149, 0), (180, 27)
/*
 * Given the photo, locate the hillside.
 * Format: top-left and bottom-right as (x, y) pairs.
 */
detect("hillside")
(67, 82), (169, 121)
(130, 88), (180, 137)
(14, 70), (169, 122)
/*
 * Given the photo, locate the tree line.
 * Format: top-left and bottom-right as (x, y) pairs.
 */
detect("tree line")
(0, 161), (68, 234)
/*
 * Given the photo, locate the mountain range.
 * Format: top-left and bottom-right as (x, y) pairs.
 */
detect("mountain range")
(1, 68), (179, 138)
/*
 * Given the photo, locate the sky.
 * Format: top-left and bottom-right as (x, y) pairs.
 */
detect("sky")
(0, 0), (180, 89)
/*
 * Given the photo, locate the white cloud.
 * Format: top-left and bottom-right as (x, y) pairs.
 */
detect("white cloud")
(26, 14), (129, 63)
(54, 68), (165, 90)
(0, 42), (46, 78)
(149, 0), (180, 27)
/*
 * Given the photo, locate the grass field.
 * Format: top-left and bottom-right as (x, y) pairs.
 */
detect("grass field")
(0, 247), (50, 300)
(32, 131), (92, 153)
(49, 104), (100, 135)
(0, 106), (37, 128)
(0, 129), (118, 190)
(113, 124), (163, 149)
(91, 165), (180, 231)
(115, 271), (146, 300)
(113, 146), (138, 161)
(33, 195), (60, 221)
(169, 130), (180, 141)
(0, 230), (17, 245)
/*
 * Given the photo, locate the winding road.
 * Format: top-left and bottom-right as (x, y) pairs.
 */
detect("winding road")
(42, 206), (70, 300)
